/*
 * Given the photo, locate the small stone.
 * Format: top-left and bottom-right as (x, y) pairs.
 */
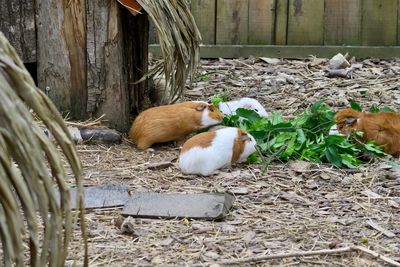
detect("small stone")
(329, 53), (350, 70)
(120, 217), (135, 235)
(221, 223), (236, 233)
(204, 251), (220, 260)
(151, 255), (164, 264)
(159, 237), (174, 246)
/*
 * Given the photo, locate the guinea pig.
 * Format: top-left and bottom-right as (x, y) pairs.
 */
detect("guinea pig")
(179, 127), (257, 176)
(130, 101), (224, 150)
(335, 108), (400, 157)
(219, 97), (268, 117)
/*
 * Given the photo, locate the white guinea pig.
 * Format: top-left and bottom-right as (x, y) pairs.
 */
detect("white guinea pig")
(179, 127), (257, 176)
(219, 97), (268, 117)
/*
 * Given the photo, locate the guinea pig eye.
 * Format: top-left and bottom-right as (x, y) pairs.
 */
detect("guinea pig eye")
(255, 108), (259, 112)
(209, 106), (214, 112)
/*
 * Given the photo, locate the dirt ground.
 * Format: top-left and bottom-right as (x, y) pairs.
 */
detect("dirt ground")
(68, 56), (400, 266)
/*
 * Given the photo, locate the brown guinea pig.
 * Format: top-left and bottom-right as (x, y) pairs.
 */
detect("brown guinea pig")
(334, 108), (400, 157)
(129, 101), (224, 150)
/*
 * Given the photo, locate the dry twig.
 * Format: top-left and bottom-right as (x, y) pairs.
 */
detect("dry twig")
(195, 246), (400, 266)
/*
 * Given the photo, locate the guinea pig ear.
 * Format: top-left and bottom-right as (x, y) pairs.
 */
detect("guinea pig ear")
(243, 103), (252, 109)
(239, 133), (251, 142)
(195, 103), (207, 111)
(344, 117), (357, 125)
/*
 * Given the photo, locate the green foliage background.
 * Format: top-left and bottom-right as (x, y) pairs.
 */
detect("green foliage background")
(214, 97), (388, 170)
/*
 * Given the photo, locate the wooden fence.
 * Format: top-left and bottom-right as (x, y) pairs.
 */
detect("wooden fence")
(150, 0), (400, 58)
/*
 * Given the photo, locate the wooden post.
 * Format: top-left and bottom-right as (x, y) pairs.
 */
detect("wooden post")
(36, 0), (87, 118)
(0, 0), (36, 63)
(35, 0), (148, 132)
(86, 1), (148, 132)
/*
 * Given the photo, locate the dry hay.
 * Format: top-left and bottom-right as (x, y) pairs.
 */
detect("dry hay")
(69, 57), (400, 266)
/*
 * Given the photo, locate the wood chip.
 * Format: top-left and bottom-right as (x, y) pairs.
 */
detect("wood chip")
(145, 160), (174, 170)
(367, 219), (395, 238)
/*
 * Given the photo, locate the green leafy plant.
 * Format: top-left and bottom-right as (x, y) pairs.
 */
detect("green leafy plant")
(210, 93), (228, 107)
(220, 100), (388, 170)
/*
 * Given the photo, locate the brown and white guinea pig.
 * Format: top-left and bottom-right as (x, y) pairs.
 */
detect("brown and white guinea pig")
(335, 108), (400, 157)
(179, 127), (257, 176)
(129, 101), (224, 150)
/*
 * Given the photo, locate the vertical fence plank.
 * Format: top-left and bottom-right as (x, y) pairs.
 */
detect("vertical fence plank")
(216, 0), (249, 44)
(324, 0), (361, 45)
(398, 0), (400, 44)
(275, 0), (288, 45)
(362, 0), (397, 45)
(191, 0), (216, 44)
(248, 0), (275, 44)
(287, 0), (324, 45)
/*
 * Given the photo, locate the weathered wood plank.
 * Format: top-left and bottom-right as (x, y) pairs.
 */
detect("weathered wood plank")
(248, 0), (275, 45)
(36, 0), (87, 118)
(122, 192), (235, 220)
(62, 0), (87, 118)
(66, 184), (130, 209)
(0, 0), (36, 62)
(324, 0), (362, 45)
(287, 0), (324, 45)
(86, 1), (132, 131)
(191, 0), (216, 44)
(216, 0), (249, 44)
(362, 0), (398, 46)
(150, 44), (400, 59)
(275, 0), (288, 45)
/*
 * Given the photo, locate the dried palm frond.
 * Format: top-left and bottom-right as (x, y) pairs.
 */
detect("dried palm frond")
(136, 0), (201, 104)
(0, 32), (87, 266)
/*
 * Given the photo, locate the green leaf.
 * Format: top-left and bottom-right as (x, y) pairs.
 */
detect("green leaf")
(325, 146), (342, 167)
(210, 93), (227, 107)
(311, 100), (325, 113)
(246, 152), (262, 164)
(362, 142), (387, 156)
(236, 108), (262, 122)
(349, 100), (362, 111)
(380, 106), (397, 112)
(270, 112), (285, 125)
(369, 105), (380, 113)
(359, 88), (368, 95)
